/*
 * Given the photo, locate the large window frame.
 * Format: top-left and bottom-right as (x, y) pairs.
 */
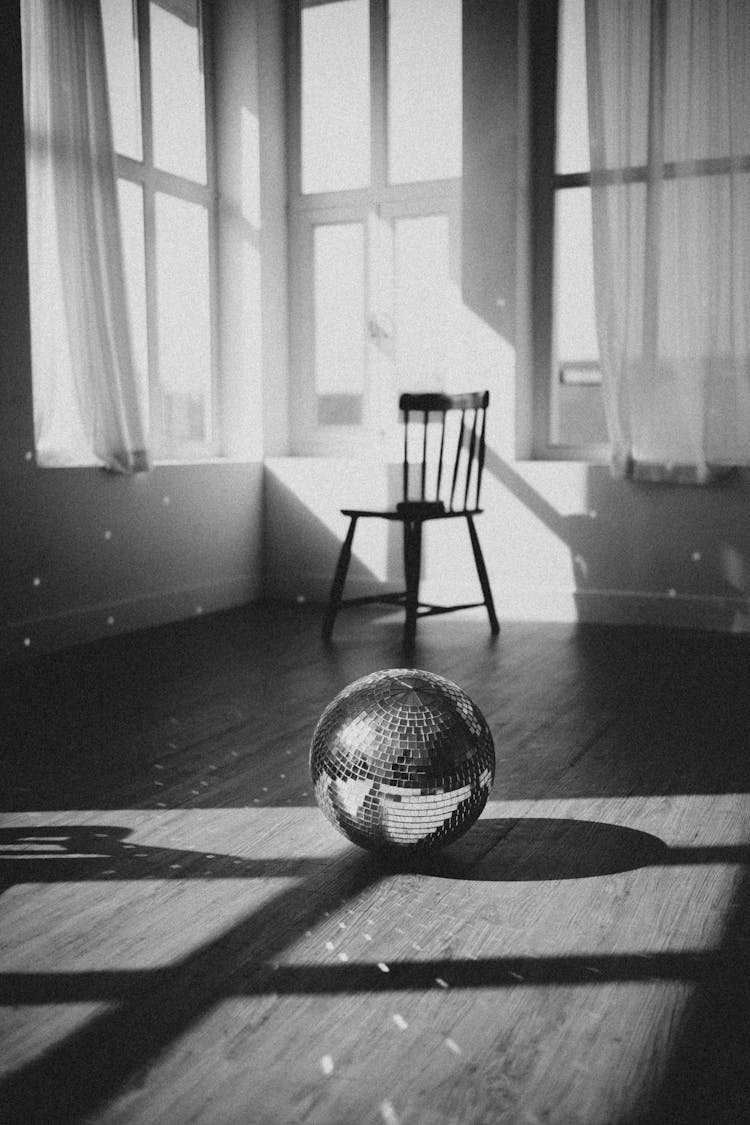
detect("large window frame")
(531, 0), (750, 463)
(287, 0), (462, 456)
(111, 0), (220, 462)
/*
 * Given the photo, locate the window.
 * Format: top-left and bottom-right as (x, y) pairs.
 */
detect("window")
(289, 0), (463, 454)
(534, 0), (750, 463)
(531, 0), (608, 459)
(102, 0), (217, 460)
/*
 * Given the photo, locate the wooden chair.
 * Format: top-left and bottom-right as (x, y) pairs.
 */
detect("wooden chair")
(322, 391), (499, 649)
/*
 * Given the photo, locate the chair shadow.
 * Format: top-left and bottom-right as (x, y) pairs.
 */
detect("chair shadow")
(0, 825), (327, 892)
(3, 820), (747, 893)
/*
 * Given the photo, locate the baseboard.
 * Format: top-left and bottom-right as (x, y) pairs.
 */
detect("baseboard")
(268, 569), (750, 635)
(13, 576), (744, 659)
(573, 588), (750, 633)
(3, 573), (260, 660)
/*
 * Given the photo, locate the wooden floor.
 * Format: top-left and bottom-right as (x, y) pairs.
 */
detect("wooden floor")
(2, 603), (749, 1124)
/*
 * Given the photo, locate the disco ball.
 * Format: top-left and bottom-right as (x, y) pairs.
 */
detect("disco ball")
(310, 668), (495, 854)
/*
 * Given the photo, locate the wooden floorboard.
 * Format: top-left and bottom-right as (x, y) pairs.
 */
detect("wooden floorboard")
(1, 603), (749, 1123)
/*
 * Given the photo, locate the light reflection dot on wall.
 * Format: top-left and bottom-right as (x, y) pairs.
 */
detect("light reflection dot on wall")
(24, 451), (33, 462)
(23, 637), (31, 647)
(573, 553), (589, 579)
(163, 496), (170, 506)
(104, 530), (113, 540)
(589, 510), (597, 519)
(667, 588), (677, 598)
(692, 551), (701, 562)
(195, 605), (203, 615)
(32, 577), (41, 587)
(107, 616), (115, 626)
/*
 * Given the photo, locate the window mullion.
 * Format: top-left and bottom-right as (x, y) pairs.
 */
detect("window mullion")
(149, 168), (211, 206)
(288, 0), (302, 201)
(367, 0), (388, 439)
(530, 0), (558, 457)
(642, 0), (666, 373)
(137, 0), (162, 455)
(370, 0), (387, 193)
(202, 0), (219, 455)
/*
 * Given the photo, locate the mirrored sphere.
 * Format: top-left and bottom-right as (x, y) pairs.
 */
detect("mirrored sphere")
(310, 668), (495, 854)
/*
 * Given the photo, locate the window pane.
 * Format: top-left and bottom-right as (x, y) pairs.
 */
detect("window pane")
(388, 0), (462, 184)
(556, 0), (590, 175)
(117, 179), (149, 424)
(102, 0), (142, 160)
(394, 215), (450, 392)
(301, 0), (370, 194)
(552, 187), (607, 445)
(151, 0), (207, 183)
(314, 224), (365, 424)
(155, 194), (212, 450)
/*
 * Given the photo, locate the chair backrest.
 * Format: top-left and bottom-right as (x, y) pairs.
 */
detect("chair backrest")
(399, 391), (490, 513)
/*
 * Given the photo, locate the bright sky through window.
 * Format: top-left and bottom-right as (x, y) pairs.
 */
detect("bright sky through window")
(301, 0), (371, 193)
(554, 187), (598, 365)
(556, 0), (590, 174)
(151, 0), (206, 183)
(551, 0), (605, 448)
(314, 223), (366, 396)
(101, 0), (142, 160)
(116, 179), (148, 417)
(388, 0), (462, 183)
(155, 193), (211, 398)
(394, 216), (451, 390)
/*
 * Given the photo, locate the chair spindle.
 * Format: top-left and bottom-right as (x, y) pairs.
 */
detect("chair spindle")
(464, 408), (479, 511)
(436, 412), (447, 504)
(403, 409), (410, 501)
(449, 410), (466, 512)
(476, 406), (487, 509)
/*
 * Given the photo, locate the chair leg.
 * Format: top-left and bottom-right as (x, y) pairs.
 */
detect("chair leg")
(403, 518), (423, 651)
(322, 516), (358, 641)
(466, 514), (499, 635)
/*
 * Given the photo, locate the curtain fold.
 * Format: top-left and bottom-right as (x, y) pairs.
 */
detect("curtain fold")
(22, 0), (149, 472)
(586, 0), (750, 483)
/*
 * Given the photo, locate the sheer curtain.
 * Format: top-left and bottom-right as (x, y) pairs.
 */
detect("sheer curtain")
(22, 0), (149, 472)
(586, 0), (750, 482)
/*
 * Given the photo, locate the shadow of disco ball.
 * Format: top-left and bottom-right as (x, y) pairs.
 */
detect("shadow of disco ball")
(310, 668), (495, 854)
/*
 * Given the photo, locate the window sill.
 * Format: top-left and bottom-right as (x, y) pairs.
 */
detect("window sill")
(153, 456), (263, 467)
(530, 443), (610, 465)
(31, 455), (264, 471)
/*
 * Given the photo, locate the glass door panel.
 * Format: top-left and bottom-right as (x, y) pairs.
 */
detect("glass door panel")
(393, 214), (451, 393)
(297, 205), (459, 449)
(313, 222), (367, 426)
(368, 206), (458, 443)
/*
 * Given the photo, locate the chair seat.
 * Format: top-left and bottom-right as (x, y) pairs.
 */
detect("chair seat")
(341, 503), (484, 521)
